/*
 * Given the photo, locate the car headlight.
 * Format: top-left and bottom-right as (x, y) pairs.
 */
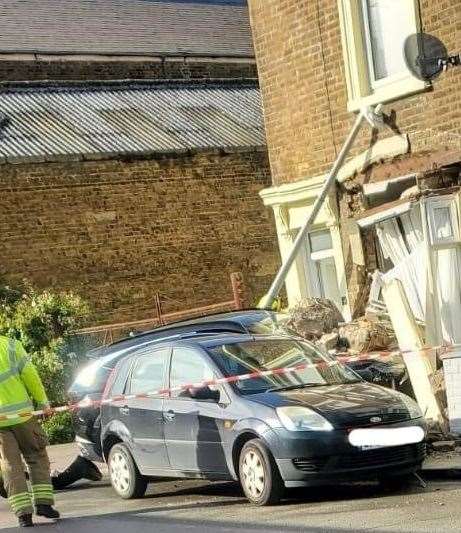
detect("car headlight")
(400, 394), (423, 419)
(276, 406), (334, 432)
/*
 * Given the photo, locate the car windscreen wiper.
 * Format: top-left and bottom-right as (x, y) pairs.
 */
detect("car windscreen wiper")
(266, 383), (327, 392)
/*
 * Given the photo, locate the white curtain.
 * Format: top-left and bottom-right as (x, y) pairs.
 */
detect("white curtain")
(435, 248), (461, 343)
(376, 209), (426, 321)
(377, 202), (461, 344)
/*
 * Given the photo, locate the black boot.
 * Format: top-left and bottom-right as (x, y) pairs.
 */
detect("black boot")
(35, 504), (60, 520)
(18, 514), (34, 528)
(0, 478), (6, 499)
(52, 455), (102, 490)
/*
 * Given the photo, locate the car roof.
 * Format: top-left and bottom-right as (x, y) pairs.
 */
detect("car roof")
(87, 309), (285, 359)
(94, 331), (298, 371)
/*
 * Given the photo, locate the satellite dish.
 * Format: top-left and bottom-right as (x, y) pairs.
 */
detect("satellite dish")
(404, 33), (460, 81)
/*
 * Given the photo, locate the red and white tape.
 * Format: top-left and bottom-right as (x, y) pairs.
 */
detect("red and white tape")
(0, 342), (456, 422)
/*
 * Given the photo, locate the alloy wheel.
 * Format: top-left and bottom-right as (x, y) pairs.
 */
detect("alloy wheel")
(110, 451), (131, 495)
(241, 449), (266, 500)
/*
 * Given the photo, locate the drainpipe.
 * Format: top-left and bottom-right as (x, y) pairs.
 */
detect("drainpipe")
(258, 105), (384, 310)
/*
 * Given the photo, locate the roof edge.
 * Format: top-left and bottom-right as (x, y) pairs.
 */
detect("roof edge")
(0, 77), (259, 93)
(0, 49), (254, 60)
(0, 145), (268, 167)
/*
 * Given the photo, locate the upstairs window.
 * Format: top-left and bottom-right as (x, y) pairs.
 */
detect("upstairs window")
(338, 0), (427, 110)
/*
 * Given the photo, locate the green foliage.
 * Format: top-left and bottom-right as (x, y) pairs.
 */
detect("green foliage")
(41, 412), (75, 445)
(0, 281), (89, 440)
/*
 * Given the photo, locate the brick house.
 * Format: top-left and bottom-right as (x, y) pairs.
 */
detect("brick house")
(248, 0), (461, 339)
(0, 0), (279, 323)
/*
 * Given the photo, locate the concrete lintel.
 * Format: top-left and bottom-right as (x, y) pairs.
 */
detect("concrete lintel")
(260, 135), (410, 207)
(337, 134), (410, 183)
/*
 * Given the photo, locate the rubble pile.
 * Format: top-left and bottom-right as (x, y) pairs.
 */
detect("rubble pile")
(285, 298), (343, 342)
(431, 367), (448, 416)
(338, 316), (397, 353)
(285, 298), (397, 354)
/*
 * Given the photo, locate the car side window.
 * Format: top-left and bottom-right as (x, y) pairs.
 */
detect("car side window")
(129, 348), (169, 395)
(170, 348), (215, 399)
(109, 357), (134, 396)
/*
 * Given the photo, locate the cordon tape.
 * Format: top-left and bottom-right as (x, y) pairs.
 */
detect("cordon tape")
(0, 342), (456, 422)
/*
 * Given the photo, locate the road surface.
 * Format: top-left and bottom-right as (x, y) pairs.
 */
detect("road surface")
(0, 444), (460, 532)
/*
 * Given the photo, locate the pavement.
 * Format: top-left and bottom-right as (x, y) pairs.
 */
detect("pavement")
(0, 444), (460, 532)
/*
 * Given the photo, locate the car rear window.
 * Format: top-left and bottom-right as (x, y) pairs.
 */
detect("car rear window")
(129, 348), (169, 395)
(107, 357), (134, 396)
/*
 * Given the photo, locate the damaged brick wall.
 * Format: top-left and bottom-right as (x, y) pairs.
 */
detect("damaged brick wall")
(249, 0), (461, 314)
(337, 176), (378, 316)
(0, 151), (279, 324)
(249, 0), (461, 184)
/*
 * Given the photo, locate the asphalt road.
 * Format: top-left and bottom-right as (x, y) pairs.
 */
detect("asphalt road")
(1, 473), (461, 532)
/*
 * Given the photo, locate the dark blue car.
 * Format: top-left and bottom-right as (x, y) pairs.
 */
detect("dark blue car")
(99, 332), (426, 505)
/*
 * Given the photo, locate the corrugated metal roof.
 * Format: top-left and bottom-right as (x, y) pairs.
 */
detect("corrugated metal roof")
(0, 0), (253, 58)
(0, 82), (266, 163)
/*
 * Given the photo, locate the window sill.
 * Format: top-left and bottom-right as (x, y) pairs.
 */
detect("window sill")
(347, 76), (430, 112)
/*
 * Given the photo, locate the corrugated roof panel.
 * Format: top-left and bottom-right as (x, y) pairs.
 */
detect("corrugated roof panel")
(0, 82), (265, 163)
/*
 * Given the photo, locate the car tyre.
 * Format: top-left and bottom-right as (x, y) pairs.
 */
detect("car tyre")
(108, 443), (148, 499)
(239, 438), (284, 506)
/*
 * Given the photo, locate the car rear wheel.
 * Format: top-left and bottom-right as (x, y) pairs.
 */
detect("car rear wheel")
(108, 443), (148, 499)
(239, 438), (284, 506)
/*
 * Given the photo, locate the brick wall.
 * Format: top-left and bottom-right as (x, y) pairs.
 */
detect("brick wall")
(249, 0), (461, 185)
(0, 57), (258, 82)
(248, 0), (461, 313)
(0, 151), (279, 323)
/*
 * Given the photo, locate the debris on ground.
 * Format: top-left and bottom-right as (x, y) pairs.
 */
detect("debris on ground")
(430, 441), (457, 453)
(286, 298), (343, 341)
(430, 367), (448, 416)
(338, 315), (397, 353)
(317, 331), (339, 351)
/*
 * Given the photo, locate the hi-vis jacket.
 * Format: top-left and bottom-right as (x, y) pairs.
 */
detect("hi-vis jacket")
(0, 336), (49, 428)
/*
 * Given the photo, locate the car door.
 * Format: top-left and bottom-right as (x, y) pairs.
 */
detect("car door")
(122, 346), (170, 474)
(163, 346), (230, 476)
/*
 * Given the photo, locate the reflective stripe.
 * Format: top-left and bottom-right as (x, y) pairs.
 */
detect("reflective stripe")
(17, 357), (30, 373)
(0, 339), (19, 383)
(8, 338), (17, 367)
(9, 492), (30, 502)
(0, 400), (33, 414)
(9, 492), (32, 510)
(32, 484), (53, 492)
(0, 367), (17, 384)
(9, 496), (31, 505)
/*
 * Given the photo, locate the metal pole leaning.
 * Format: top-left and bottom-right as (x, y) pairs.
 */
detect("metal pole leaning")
(258, 104), (384, 310)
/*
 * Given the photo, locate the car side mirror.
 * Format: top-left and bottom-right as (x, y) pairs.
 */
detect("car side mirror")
(189, 386), (220, 403)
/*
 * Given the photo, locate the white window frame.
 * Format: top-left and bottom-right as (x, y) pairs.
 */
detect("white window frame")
(426, 195), (461, 247)
(302, 229), (344, 311)
(337, 0), (428, 111)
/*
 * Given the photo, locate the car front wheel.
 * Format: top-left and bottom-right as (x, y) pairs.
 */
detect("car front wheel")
(239, 438), (284, 506)
(108, 443), (148, 499)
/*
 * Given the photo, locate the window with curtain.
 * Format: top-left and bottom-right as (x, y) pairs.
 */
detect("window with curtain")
(376, 208), (426, 321)
(426, 196), (461, 343)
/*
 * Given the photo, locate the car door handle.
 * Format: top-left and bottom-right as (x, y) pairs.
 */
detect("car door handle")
(120, 406), (130, 416)
(163, 410), (175, 423)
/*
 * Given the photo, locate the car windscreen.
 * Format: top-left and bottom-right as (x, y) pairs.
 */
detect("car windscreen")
(207, 339), (360, 395)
